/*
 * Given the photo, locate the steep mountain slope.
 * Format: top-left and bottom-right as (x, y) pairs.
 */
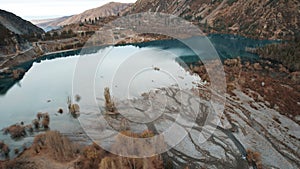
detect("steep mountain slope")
(0, 22), (28, 54)
(209, 0), (299, 40)
(57, 2), (132, 26)
(0, 9), (44, 35)
(0, 10), (44, 56)
(121, 0), (300, 40)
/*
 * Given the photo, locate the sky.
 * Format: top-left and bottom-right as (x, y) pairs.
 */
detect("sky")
(1, 0), (137, 20)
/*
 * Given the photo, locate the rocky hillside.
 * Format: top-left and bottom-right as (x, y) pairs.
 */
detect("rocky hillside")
(0, 9), (44, 35)
(0, 10), (44, 56)
(121, 0), (300, 40)
(0, 23), (28, 54)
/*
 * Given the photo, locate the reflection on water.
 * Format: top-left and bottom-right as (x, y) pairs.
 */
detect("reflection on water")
(0, 35), (275, 160)
(0, 43), (202, 159)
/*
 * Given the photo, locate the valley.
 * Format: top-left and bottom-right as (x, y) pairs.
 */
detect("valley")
(0, 0), (299, 169)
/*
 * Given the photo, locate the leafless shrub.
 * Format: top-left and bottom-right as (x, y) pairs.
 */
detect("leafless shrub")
(41, 113), (50, 129)
(69, 104), (80, 118)
(75, 94), (81, 102)
(1, 144), (10, 157)
(104, 87), (116, 113)
(75, 143), (106, 169)
(3, 125), (26, 139)
(32, 119), (39, 129)
(25, 125), (33, 133)
(69, 104), (80, 113)
(37, 112), (43, 120)
(247, 149), (263, 169)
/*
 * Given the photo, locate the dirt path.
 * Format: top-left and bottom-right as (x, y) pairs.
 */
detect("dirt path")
(0, 47), (33, 68)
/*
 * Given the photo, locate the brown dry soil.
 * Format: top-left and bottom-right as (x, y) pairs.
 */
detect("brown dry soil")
(193, 58), (300, 123)
(228, 60), (299, 123)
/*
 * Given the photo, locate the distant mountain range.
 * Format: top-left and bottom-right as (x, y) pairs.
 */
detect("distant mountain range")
(30, 16), (71, 32)
(31, 2), (132, 31)
(29, 0), (300, 40)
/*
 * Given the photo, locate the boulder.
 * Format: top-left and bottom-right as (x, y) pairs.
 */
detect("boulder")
(290, 71), (300, 83)
(279, 64), (288, 73)
(224, 59), (239, 67)
(75, 94), (81, 102)
(244, 61), (251, 69)
(253, 63), (262, 70)
(295, 115), (300, 122)
(57, 108), (63, 114)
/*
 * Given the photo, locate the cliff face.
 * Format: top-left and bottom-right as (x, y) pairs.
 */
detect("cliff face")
(122, 0), (300, 40)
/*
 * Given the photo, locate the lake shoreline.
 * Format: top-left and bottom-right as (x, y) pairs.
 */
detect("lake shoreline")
(0, 33), (280, 71)
(0, 57), (299, 168)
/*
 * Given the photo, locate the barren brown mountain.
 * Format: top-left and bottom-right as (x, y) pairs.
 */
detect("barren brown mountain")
(122, 0), (300, 40)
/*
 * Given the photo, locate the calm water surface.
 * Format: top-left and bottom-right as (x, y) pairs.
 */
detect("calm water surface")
(0, 35), (274, 159)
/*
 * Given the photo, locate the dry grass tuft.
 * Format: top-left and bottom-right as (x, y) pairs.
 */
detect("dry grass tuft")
(74, 130), (164, 169)
(1, 159), (38, 169)
(32, 131), (79, 162)
(98, 155), (164, 169)
(247, 149), (263, 169)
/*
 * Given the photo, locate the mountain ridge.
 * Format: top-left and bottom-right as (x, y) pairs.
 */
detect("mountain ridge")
(59, 2), (132, 26)
(32, 2), (132, 30)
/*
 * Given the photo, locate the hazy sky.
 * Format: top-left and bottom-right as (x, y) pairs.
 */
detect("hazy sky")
(1, 0), (137, 20)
